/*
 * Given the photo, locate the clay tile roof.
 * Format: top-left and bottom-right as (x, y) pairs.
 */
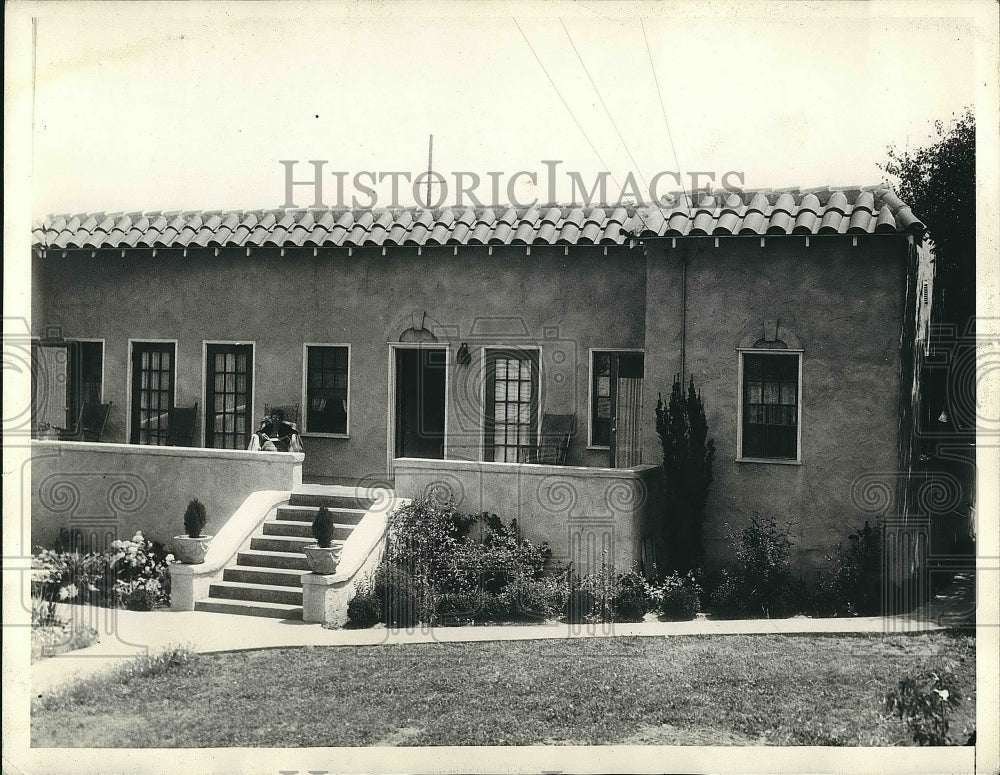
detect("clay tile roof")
(738, 210), (766, 235)
(32, 186), (923, 254)
(468, 208), (495, 244)
(384, 210), (412, 245)
(746, 192), (769, 213)
(426, 209), (454, 245)
(793, 209), (818, 234)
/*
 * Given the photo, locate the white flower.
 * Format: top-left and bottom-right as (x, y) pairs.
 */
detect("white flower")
(934, 689), (950, 702)
(58, 583), (78, 600)
(164, 554), (175, 564)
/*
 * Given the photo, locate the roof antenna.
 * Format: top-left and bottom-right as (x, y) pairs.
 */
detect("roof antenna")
(426, 134), (433, 209)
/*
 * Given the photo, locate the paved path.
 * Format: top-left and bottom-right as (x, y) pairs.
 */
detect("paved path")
(31, 603), (952, 696)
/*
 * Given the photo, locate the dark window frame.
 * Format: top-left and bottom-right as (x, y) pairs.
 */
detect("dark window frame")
(205, 342), (254, 450)
(303, 343), (350, 436)
(130, 341), (176, 446)
(483, 347), (540, 463)
(589, 349), (645, 449)
(738, 349), (802, 463)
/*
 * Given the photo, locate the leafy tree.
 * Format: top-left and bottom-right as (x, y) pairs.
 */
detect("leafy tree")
(882, 109), (975, 345)
(655, 375), (715, 573)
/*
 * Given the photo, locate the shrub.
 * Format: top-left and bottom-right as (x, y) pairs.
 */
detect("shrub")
(574, 563), (656, 623)
(655, 375), (716, 573)
(380, 500), (556, 625)
(32, 533), (171, 612)
(795, 571), (841, 617)
(32, 548), (116, 607)
(578, 560), (617, 622)
(346, 577), (381, 628)
(884, 669), (962, 745)
(386, 497), (474, 583)
(503, 575), (566, 622)
(611, 571), (651, 622)
(445, 513), (551, 594)
(565, 588), (596, 623)
(109, 531), (172, 610)
(183, 499), (208, 538)
(436, 590), (486, 624)
(834, 519), (884, 615)
(710, 513), (795, 618)
(657, 571), (702, 621)
(372, 564), (420, 627)
(312, 506), (335, 548)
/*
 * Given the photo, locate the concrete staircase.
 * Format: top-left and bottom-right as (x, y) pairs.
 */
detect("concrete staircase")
(194, 486), (377, 619)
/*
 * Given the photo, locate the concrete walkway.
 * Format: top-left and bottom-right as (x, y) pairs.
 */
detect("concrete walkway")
(31, 603), (956, 696)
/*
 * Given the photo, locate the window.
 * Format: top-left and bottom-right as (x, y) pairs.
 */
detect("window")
(740, 352), (800, 461)
(205, 343), (253, 449)
(591, 352), (613, 447)
(304, 345), (349, 435)
(484, 349), (539, 463)
(33, 339), (103, 431)
(590, 350), (644, 451)
(130, 342), (175, 445)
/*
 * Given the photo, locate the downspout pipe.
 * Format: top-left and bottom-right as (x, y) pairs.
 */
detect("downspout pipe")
(680, 251), (687, 385)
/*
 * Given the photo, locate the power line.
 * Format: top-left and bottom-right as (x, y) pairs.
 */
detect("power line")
(559, 18), (651, 194)
(512, 17), (625, 199)
(640, 19), (685, 205)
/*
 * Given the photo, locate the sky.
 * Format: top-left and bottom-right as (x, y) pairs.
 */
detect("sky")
(26, 2), (978, 217)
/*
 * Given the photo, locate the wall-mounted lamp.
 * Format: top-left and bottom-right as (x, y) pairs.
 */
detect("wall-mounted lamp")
(456, 343), (471, 365)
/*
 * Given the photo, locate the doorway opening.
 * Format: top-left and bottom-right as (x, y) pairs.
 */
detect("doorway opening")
(393, 347), (447, 460)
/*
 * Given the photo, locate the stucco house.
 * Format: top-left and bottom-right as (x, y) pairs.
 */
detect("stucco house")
(29, 185), (934, 617)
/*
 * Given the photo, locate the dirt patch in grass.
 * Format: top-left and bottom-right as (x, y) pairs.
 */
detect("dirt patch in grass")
(32, 632), (975, 747)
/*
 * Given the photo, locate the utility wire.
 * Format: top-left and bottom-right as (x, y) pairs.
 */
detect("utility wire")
(640, 19), (686, 207)
(559, 18), (651, 194)
(513, 18), (617, 186)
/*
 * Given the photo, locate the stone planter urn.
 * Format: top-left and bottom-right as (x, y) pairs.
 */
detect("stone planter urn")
(172, 535), (213, 564)
(304, 544), (343, 575)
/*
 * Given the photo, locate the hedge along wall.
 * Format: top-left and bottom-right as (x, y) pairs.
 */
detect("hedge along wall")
(29, 440), (303, 550)
(392, 457), (662, 575)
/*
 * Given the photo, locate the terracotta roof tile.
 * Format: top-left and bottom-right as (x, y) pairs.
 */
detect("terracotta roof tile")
(739, 210), (766, 235)
(384, 210), (412, 245)
(468, 208), (495, 244)
(32, 186), (923, 254)
(427, 209), (455, 245)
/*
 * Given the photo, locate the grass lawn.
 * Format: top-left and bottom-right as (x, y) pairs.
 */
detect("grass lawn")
(32, 631), (975, 747)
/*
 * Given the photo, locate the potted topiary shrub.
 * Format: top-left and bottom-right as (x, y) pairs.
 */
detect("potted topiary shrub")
(304, 506), (342, 574)
(172, 498), (213, 564)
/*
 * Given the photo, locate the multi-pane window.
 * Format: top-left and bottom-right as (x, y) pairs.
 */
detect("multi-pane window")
(591, 352), (613, 447)
(130, 342), (175, 445)
(484, 350), (539, 463)
(305, 345), (349, 434)
(206, 344), (253, 449)
(741, 353), (799, 460)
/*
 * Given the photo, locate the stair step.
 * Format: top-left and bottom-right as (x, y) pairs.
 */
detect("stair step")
(250, 535), (315, 553)
(224, 565), (310, 586)
(263, 520), (354, 540)
(237, 549), (311, 570)
(208, 581), (303, 605)
(195, 598), (303, 620)
(276, 505), (367, 524)
(289, 492), (375, 510)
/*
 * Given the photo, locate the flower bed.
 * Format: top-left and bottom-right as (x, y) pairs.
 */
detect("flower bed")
(32, 531), (173, 613)
(345, 498), (705, 627)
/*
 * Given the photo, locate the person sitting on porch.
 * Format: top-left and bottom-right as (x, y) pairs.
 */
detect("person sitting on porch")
(248, 408), (303, 454)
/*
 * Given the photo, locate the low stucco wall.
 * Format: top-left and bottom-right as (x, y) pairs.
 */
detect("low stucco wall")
(30, 441), (303, 550)
(392, 457), (661, 575)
